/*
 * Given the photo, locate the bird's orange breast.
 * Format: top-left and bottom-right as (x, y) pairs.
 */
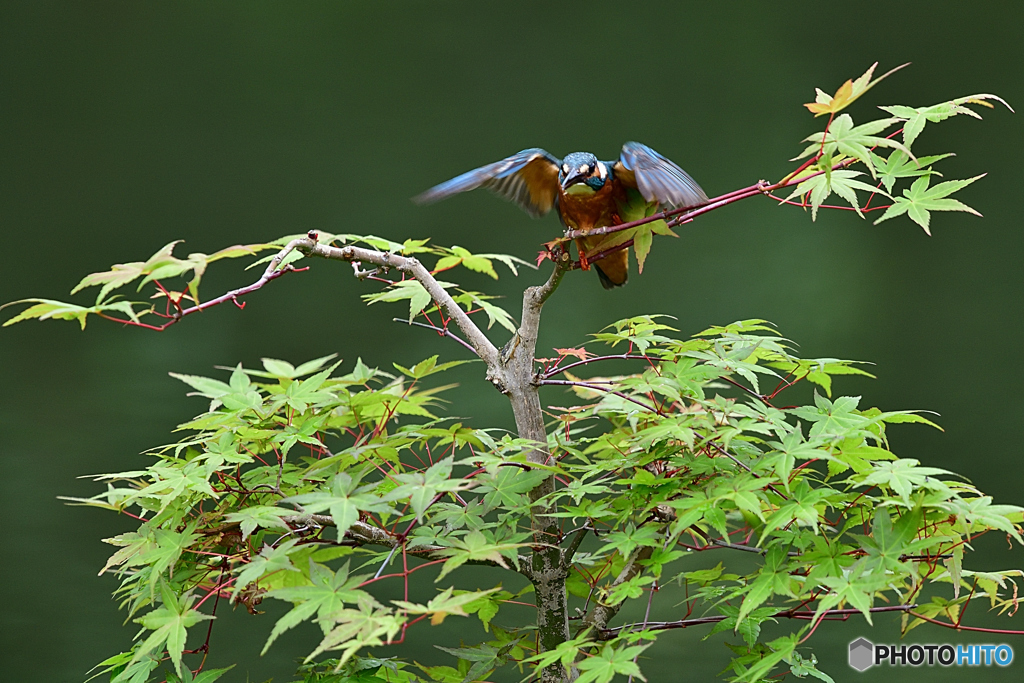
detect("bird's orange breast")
(557, 180), (631, 287)
(557, 180), (622, 233)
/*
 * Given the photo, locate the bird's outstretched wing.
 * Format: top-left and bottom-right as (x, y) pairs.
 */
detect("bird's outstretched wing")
(413, 149), (562, 218)
(612, 142), (708, 209)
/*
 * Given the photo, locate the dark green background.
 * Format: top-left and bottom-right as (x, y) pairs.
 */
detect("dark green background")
(2, 2), (1022, 681)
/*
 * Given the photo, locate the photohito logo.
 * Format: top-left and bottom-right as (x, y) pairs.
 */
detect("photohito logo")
(849, 638), (1013, 670)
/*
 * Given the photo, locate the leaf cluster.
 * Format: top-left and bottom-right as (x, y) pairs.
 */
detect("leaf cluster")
(787, 63), (1010, 234)
(69, 318), (1023, 683)
(2, 234), (530, 332)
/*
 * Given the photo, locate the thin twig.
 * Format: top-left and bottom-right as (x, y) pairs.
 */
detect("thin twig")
(393, 318), (476, 354)
(541, 354), (653, 380)
(562, 526), (591, 567)
(539, 379), (665, 416)
(600, 604), (917, 638)
(907, 611), (1024, 635)
(303, 240), (501, 371)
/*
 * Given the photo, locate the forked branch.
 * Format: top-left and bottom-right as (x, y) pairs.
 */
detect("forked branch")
(295, 237), (502, 371)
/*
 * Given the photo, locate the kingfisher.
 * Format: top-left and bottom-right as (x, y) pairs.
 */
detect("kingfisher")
(413, 142), (708, 288)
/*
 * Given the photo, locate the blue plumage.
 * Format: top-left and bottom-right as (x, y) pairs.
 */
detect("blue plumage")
(413, 148), (561, 217)
(413, 142), (708, 289)
(414, 142), (706, 215)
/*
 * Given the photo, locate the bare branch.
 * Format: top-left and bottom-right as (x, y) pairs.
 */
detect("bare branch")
(299, 239), (501, 372)
(562, 526), (590, 568)
(281, 516), (515, 570)
(598, 604), (918, 639)
(541, 354), (654, 380)
(539, 378), (665, 415)
(392, 318), (476, 355)
(93, 239), (310, 331)
(907, 611), (1024, 635)
(562, 154), (865, 243)
(580, 546), (654, 634)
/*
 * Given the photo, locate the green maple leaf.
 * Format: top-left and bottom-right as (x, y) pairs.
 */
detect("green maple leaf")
(789, 393), (871, 441)
(231, 539), (301, 599)
(781, 169), (889, 220)
(131, 582), (213, 678)
(575, 642), (649, 683)
(276, 366), (338, 412)
(305, 599), (405, 667)
(455, 291), (517, 333)
(873, 174), (984, 234)
(385, 457), (469, 522)
(284, 472), (396, 538)
(1, 298), (143, 330)
(854, 458), (953, 505)
(796, 114), (911, 177)
(615, 188), (675, 274)
(262, 561), (372, 654)
(434, 246), (499, 279)
(880, 93), (1012, 148)
(363, 279), (455, 322)
(813, 565), (887, 626)
(434, 531), (520, 579)
(255, 354), (337, 379)
(223, 506), (292, 540)
(945, 496), (1024, 542)
(601, 523), (662, 558)
(870, 150), (954, 194)
(138, 527), (199, 586)
(393, 586), (500, 623)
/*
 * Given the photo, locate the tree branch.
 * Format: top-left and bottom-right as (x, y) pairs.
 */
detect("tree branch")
(906, 611), (1024, 635)
(538, 378), (665, 415)
(281, 515), (514, 570)
(541, 354), (654, 380)
(92, 240), (309, 331)
(297, 238), (501, 372)
(562, 526), (590, 568)
(561, 154), (862, 243)
(491, 253), (573, 683)
(598, 604), (918, 639)
(580, 546), (655, 634)
(392, 318), (477, 355)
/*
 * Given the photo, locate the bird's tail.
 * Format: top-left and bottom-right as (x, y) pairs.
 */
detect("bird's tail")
(577, 237), (629, 289)
(594, 249), (629, 289)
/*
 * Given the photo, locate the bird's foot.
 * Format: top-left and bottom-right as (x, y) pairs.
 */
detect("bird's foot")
(578, 249), (591, 271)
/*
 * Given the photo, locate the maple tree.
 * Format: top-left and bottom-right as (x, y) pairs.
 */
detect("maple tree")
(4, 64), (1021, 683)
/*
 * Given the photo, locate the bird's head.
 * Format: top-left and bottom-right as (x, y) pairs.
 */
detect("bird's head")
(559, 152), (607, 194)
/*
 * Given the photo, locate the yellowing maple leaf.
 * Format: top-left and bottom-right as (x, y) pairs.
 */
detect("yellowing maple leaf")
(805, 62), (909, 117)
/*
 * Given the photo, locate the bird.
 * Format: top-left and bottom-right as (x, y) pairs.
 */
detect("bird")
(413, 142), (708, 288)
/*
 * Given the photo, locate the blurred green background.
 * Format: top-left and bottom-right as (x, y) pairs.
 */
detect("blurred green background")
(2, 2), (1022, 681)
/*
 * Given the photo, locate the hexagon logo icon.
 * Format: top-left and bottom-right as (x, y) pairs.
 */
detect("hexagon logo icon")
(849, 637), (874, 671)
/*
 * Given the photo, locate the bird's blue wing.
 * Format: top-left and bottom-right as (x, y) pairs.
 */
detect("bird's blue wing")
(413, 148), (561, 217)
(613, 142), (708, 209)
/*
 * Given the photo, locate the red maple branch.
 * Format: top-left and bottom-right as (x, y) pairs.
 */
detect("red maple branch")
(599, 604), (917, 638)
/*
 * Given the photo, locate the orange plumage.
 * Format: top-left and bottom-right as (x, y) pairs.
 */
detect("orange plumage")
(413, 143), (707, 289)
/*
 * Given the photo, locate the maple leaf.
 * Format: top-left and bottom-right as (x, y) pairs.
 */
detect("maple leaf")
(554, 347), (594, 361)
(793, 115), (911, 177)
(873, 174), (984, 235)
(880, 93), (1013, 148)
(870, 150), (954, 194)
(392, 587), (499, 625)
(781, 169), (891, 220)
(804, 62), (909, 117)
(434, 246), (498, 279)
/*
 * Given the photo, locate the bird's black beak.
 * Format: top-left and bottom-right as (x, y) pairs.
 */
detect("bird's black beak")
(561, 167), (586, 189)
